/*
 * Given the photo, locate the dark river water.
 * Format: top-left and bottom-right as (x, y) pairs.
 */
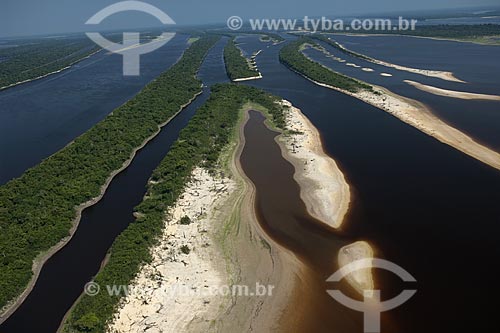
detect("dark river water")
(238, 35), (500, 333)
(1, 31), (500, 333)
(302, 36), (500, 151)
(0, 34), (192, 185)
(0, 37), (229, 333)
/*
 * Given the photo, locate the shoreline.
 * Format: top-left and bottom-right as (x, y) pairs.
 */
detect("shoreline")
(231, 49), (263, 82)
(108, 167), (238, 332)
(286, 64), (500, 171)
(276, 100), (351, 230)
(107, 106), (303, 332)
(338, 241), (375, 297)
(320, 37), (465, 83)
(273, 101), (374, 297)
(225, 108), (304, 333)
(0, 49), (102, 91)
(404, 80), (500, 100)
(0, 90), (203, 325)
(334, 32), (500, 46)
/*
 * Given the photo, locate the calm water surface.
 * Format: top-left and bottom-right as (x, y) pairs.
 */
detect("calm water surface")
(240, 35), (500, 332)
(0, 37), (229, 333)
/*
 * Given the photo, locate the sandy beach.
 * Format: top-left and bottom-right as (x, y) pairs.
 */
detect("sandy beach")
(108, 167), (237, 333)
(338, 241), (375, 297)
(300, 75), (500, 171)
(107, 107), (302, 333)
(276, 100), (351, 230)
(274, 101), (374, 297)
(405, 80), (500, 100)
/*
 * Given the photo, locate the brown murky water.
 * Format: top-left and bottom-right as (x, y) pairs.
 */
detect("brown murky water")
(239, 110), (399, 332)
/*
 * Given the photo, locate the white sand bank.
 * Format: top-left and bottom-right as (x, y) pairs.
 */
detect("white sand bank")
(109, 168), (236, 333)
(330, 38), (465, 83)
(338, 241), (375, 297)
(277, 100), (351, 229)
(405, 80), (500, 101)
(307, 78), (500, 171)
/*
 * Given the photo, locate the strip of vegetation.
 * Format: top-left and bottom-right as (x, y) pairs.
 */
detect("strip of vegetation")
(62, 83), (286, 332)
(0, 32), (169, 89)
(212, 31), (285, 43)
(279, 38), (372, 93)
(328, 24), (500, 43)
(0, 36), (219, 313)
(310, 34), (371, 60)
(0, 36), (100, 89)
(223, 38), (260, 81)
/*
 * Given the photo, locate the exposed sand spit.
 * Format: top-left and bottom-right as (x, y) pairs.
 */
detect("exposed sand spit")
(405, 80), (500, 101)
(306, 78), (500, 171)
(276, 100), (374, 299)
(338, 241), (375, 297)
(277, 100), (351, 230)
(329, 37), (465, 83)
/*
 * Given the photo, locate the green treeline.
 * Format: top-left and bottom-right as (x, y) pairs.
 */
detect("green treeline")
(0, 36), (219, 311)
(279, 38), (372, 93)
(63, 83), (285, 332)
(0, 37), (99, 88)
(329, 24), (500, 39)
(212, 31), (285, 43)
(223, 39), (260, 81)
(310, 34), (371, 61)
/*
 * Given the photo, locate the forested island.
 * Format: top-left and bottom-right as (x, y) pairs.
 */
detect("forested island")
(0, 35), (219, 314)
(279, 38), (372, 93)
(223, 38), (261, 81)
(0, 36), (100, 89)
(332, 24), (500, 44)
(63, 83), (286, 332)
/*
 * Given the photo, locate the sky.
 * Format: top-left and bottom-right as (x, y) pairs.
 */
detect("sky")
(1, 0), (499, 37)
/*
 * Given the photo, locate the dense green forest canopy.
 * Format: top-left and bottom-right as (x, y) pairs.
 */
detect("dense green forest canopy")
(310, 34), (371, 61)
(63, 83), (286, 333)
(0, 32), (167, 89)
(0, 36), (99, 88)
(223, 38), (260, 81)
(324, 24), (500, 39)
(279, 38), (372, 93)
(0, 35), (219, 312)
(212, 31), (285, 43)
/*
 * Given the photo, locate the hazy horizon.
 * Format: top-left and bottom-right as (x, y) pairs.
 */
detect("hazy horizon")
(2, 0), (500, 38)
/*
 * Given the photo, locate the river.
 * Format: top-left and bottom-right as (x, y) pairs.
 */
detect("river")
(0, 34), (190, 185)
(2, 32), (500, 333)
(238, 34), (500, 332)
(0, 37), (229, 333)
